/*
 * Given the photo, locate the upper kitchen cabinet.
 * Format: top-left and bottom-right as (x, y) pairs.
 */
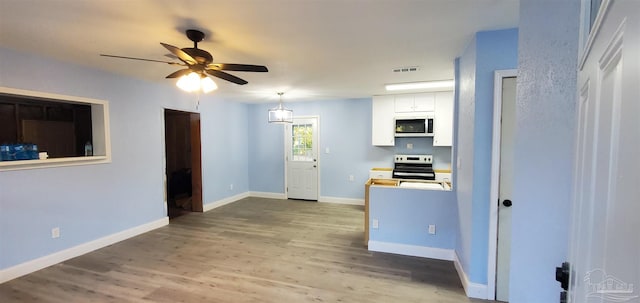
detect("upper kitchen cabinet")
(372, 95), (395, 146)
(433, 91), (453, 146)
(394, 93), (435, 114)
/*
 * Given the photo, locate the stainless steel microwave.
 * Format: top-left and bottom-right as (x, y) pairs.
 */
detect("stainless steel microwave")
(395, 116), (434, 137)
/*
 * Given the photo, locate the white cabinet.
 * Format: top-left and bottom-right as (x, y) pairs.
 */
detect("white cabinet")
(372, 95), (395, 146)
(372, 91), (453, 147)
(433, 91), (453, 146)
(394, 93), (435, 114)
(413, 93), (435, 112)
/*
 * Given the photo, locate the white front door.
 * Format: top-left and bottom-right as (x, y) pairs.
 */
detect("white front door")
(286, 117), (319, 200)
(567, 1), (639, 302)
(496, 75), (517, 302)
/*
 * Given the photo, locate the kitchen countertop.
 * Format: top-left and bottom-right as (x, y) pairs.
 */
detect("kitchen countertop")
(366, 178), (452, 191)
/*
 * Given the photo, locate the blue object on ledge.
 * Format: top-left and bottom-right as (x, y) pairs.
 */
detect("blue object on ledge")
(0, 144), (10, 161)
(13, 144), (29, 160)
(0, 143), (39, 161)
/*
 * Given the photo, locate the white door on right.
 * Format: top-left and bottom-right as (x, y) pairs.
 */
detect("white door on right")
(496, 76), (517, 302)
(567, 1), (639, 302)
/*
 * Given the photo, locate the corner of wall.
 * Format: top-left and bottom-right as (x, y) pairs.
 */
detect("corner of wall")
(454, 250), (488, 299)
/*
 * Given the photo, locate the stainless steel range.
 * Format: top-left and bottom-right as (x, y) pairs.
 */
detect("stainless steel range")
(392, 154), (435, 180)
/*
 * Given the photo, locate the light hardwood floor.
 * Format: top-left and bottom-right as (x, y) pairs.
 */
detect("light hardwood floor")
(0, 197), (496, 302)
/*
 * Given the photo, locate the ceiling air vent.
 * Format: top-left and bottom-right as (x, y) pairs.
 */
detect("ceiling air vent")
(392, 66), (420, 73)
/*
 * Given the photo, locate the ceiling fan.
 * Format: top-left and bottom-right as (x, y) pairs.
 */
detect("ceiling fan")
(100, 29), (268, 87)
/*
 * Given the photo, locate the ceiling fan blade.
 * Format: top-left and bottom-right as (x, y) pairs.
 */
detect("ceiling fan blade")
(207, 63), (268, 72)
(100, 54), (184, 65)
(205, 69), (248, 85)
(160, 43), (197, 65)
(165, 69), (193, 79)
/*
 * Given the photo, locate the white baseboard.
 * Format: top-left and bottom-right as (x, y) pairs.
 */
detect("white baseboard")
(453, 251), (488, 299)
(0, 217), (169, 284)
(203, 192), (250, 212)
(248, 191), (286, 200)
(319, 196), (364, 205)
(368, 241), (454, 261)
(245, 192), (362, 205)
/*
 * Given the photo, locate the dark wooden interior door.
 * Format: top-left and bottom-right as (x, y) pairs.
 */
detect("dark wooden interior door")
(164, 109), (202, 214)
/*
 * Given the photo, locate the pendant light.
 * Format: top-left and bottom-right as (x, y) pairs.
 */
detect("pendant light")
(268, 92), (293, 124)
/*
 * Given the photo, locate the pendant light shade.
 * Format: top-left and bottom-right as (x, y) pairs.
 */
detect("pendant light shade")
(268, 92), (293, 124)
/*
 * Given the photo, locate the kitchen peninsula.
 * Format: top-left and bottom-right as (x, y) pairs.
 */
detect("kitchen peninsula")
(364, 178), (457, 261)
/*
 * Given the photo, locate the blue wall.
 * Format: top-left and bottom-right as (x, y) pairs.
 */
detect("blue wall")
(509, 1), (580, 301)
(369, 186), (457, 249)
(455, 34), (477, 280)
(200, 100), (250, 202)
(247, 98), (394, 199)
(454, 28), (519, 285)
(247, 98), (453, 199)
(0, 47), (250, 269)
(394, 137), (452, 171)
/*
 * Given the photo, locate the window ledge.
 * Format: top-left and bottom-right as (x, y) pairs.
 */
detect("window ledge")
(0, 156), (110, 171)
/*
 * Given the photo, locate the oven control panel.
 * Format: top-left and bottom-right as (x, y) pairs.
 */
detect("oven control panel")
(394, 154), (432, 164)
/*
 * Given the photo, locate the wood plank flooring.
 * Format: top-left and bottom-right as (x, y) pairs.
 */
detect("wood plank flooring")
(0, 197), (496, 302)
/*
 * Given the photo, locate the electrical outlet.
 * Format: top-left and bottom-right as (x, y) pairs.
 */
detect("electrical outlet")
(349, 175), (355, 182)
(230, 184), (234, 190)
(372, 219), (379, 229)
(428, 224), (436, 235)
(51, 227), (60, 238)
(407, 143), (413, 149)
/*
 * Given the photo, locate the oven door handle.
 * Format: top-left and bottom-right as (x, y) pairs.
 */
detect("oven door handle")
(393, 172), (434, 177)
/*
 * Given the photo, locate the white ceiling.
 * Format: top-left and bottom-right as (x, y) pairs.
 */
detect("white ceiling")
(0, 0), (518, 103)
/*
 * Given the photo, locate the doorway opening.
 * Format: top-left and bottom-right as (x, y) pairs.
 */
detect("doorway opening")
(164, 109), (203, 219)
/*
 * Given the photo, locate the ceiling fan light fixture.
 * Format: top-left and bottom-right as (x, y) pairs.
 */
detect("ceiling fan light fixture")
(200, 76), (218, 93)
(176, 72), (201, 92)
(176, 72), (218, 93)
(268, 92), (293, 124)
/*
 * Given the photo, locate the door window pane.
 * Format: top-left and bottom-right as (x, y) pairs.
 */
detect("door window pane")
(291, 123), (313, 161)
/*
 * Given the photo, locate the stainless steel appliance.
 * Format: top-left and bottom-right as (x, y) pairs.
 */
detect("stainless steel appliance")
(392, 154), (435, 180)
(394, 116), (434, 137)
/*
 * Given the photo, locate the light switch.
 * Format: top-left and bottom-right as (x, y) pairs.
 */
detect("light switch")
(325, 147), (330, 154)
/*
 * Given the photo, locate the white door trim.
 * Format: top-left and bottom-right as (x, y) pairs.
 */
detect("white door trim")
(487, 69), (518, 300)
(283, 123), (288, 199)
(284, 115), (321, 200)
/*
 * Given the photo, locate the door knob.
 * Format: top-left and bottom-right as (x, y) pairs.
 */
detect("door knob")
(556, 262), (570, 291)
(502, 199), (512, 207)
